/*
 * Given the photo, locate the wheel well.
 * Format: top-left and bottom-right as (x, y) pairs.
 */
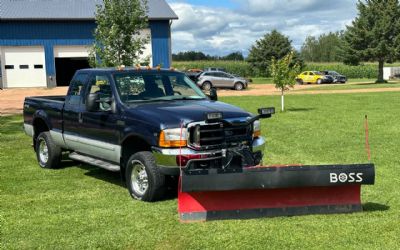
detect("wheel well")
(121, 136), (151, 166)
(120, 136), (152, 182)
(33, 118), (49, 142)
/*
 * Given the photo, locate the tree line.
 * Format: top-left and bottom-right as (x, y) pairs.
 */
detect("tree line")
(172, 51), (244, 61)
(91, 0), (400, 83)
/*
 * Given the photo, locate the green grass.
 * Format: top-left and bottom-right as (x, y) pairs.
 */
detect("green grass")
(2, 92), (400, 249)
(301, 80), (400, 91)
(250, 77), (273, 84)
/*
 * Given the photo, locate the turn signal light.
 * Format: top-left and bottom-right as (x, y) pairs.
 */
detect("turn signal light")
(159, 130), (187, 148)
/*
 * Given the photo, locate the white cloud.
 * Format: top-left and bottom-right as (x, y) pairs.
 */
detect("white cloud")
(168, 1), (357, 56)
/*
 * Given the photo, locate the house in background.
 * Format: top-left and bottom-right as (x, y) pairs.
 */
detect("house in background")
(0, 0), (178, 88)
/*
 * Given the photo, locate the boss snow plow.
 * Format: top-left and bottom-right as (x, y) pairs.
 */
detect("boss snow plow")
(178, 108), (375, 222)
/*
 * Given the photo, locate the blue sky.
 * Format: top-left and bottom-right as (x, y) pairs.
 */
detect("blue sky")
(166, 0), (358, 56)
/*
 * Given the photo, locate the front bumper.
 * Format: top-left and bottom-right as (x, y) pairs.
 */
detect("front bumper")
(153, 137), (266, 175)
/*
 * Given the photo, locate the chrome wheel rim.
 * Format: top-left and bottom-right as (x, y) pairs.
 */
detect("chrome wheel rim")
(131, 160), (149, 196)
(38, 138), (49, 164)
(203, 83), (211, 90)
(236, 84), (243, 90)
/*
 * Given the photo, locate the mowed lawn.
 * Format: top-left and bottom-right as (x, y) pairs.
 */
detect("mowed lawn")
(303, 80), (400, 91)
(1, 92), (400, 249)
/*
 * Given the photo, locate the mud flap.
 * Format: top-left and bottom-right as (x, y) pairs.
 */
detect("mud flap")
(178, 164), (375, 222)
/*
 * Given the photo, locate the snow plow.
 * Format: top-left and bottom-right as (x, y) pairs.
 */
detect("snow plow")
(178, 108), (375, 222)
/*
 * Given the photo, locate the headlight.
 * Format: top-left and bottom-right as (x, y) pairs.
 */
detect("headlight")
(159, 128), (187, 147)
(253, 120), (261, 138)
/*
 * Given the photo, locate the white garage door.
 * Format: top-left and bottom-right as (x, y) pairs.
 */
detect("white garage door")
(3, 46), (47, 88)
(53, 46), (89, 58)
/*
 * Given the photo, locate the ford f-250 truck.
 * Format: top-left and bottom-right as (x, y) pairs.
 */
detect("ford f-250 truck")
(23, 68), (272, 201)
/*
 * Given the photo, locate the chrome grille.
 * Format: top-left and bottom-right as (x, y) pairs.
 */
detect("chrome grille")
(189, 122), (252, 149)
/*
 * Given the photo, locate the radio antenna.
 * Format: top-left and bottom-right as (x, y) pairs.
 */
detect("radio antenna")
(365, 115), (371, 162)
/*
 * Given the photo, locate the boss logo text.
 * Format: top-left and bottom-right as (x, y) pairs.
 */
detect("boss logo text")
(330, 173), (363, 183)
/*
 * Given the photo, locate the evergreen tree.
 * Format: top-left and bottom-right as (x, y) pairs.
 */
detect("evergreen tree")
(343, 0), (400, 82)
(248, 30), (299, 76)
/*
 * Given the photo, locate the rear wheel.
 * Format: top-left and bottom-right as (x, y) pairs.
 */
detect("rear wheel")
(317, 79), (322, 84)
(35, 132), (61, 169)
(202, 81), (212, 91)
(234, 82), (244, 91)
(125, 151), (165, 202)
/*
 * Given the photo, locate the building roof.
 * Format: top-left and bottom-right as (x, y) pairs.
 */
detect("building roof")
(0, 0), (178, 21)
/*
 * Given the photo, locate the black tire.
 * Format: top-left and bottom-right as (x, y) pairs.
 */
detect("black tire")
(297, 79), (303, 85)
(125, 151), (165, 202)
(202, 81), (212, 91)
(35, 132), (62, 169)
(234, 82), (244, 91)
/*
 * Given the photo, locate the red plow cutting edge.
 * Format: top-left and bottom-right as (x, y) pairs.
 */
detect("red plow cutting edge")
(178, 163), (375, 222)
(177, 108), (375, 222)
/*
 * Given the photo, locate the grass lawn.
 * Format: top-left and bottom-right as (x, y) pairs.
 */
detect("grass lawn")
(301, 80), (400, 91)
(250, 77), (273, 84)
(1, 92), (400, 249)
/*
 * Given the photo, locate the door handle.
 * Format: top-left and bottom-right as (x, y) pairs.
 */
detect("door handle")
(78, 112), (83, 123)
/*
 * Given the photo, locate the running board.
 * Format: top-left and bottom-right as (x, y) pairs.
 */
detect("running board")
(69, 152), (121, 172)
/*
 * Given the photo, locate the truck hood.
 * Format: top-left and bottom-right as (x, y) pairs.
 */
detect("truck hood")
(125, 100), (253, 128)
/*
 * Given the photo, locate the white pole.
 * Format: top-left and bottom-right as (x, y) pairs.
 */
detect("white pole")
(281, 94), (284, 112)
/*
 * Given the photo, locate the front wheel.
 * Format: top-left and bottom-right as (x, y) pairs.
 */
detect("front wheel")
(125, 151), (165, 202)
(35, 132), (61, 169)
(202, 82), (212, 91)
(234, 82), (244, 91)
(317, 79), (322, 85)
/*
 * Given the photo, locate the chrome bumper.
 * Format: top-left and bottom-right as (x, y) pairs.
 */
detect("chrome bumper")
(152, 137), (266, 172)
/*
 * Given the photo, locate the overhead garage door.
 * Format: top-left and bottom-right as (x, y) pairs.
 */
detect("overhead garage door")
(54, 46), (90, 86)
(3, 46), (47, 88)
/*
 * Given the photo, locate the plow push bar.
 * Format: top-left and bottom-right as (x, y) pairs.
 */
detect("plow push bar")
(178, 163), (375, 222)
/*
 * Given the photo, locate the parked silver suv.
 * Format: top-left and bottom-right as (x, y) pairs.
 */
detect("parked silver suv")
(197, 71), (248, 91)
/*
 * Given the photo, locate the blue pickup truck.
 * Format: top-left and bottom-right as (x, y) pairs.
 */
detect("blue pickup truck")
(23, 68), (271, 201)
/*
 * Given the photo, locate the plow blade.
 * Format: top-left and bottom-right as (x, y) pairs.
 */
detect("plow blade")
(178, 164), (375, 222)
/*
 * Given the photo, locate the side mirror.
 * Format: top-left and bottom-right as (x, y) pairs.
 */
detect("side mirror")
(209, 87), (218, 101)
(86, 93), (100, 112)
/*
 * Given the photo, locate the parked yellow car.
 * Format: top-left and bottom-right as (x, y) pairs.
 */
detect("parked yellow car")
(296, 71), (331, 84)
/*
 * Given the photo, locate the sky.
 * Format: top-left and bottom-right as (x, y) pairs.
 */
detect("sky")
(166, 0), (358, 56)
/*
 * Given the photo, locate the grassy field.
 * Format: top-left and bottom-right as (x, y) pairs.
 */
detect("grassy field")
(302, 80), (400, 91)
(1, 92), (400, 249)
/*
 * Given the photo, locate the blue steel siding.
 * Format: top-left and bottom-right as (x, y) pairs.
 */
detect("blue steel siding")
(0, 21), (96, 77)
(150, 20), (171, 68)
(0, 20), (172, 77)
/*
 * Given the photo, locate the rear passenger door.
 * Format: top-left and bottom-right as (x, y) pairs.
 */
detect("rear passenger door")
(218, 72), (235, 88)
(63, 72), (89, 150)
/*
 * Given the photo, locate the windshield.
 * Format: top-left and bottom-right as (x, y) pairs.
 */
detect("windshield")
(113, 71), (207, 104)
(329, 71), (339, 76)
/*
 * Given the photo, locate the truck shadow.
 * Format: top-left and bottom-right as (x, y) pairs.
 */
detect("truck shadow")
(60, 159), (179, 201)
(362, 202), (390, 212)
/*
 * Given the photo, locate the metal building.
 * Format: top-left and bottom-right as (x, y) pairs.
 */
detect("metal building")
(0, 0), (178, 88)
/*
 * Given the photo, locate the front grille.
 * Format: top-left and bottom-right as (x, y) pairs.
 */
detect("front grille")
(189, 122), (252, 149)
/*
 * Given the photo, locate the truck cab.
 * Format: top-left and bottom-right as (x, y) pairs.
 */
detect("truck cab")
(23, 68), (270, 201)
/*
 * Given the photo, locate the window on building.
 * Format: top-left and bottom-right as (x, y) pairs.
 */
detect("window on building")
(19, 65), (29, 69)
(34, 65), (44, 69)
(5, 65), (14, 70)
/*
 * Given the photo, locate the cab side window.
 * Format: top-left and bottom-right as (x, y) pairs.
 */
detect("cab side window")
(68, 73), (88, 105)
(87, 75), (112, 111)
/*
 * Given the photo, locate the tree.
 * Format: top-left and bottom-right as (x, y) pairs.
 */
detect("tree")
(90, 0), (149, 67)
(343, 0), (400, 83)
(270, 51), (301, 112)
(301, 32), (344, 62)
(247, 30), (293, 76)
(222, 52), (244, 61)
